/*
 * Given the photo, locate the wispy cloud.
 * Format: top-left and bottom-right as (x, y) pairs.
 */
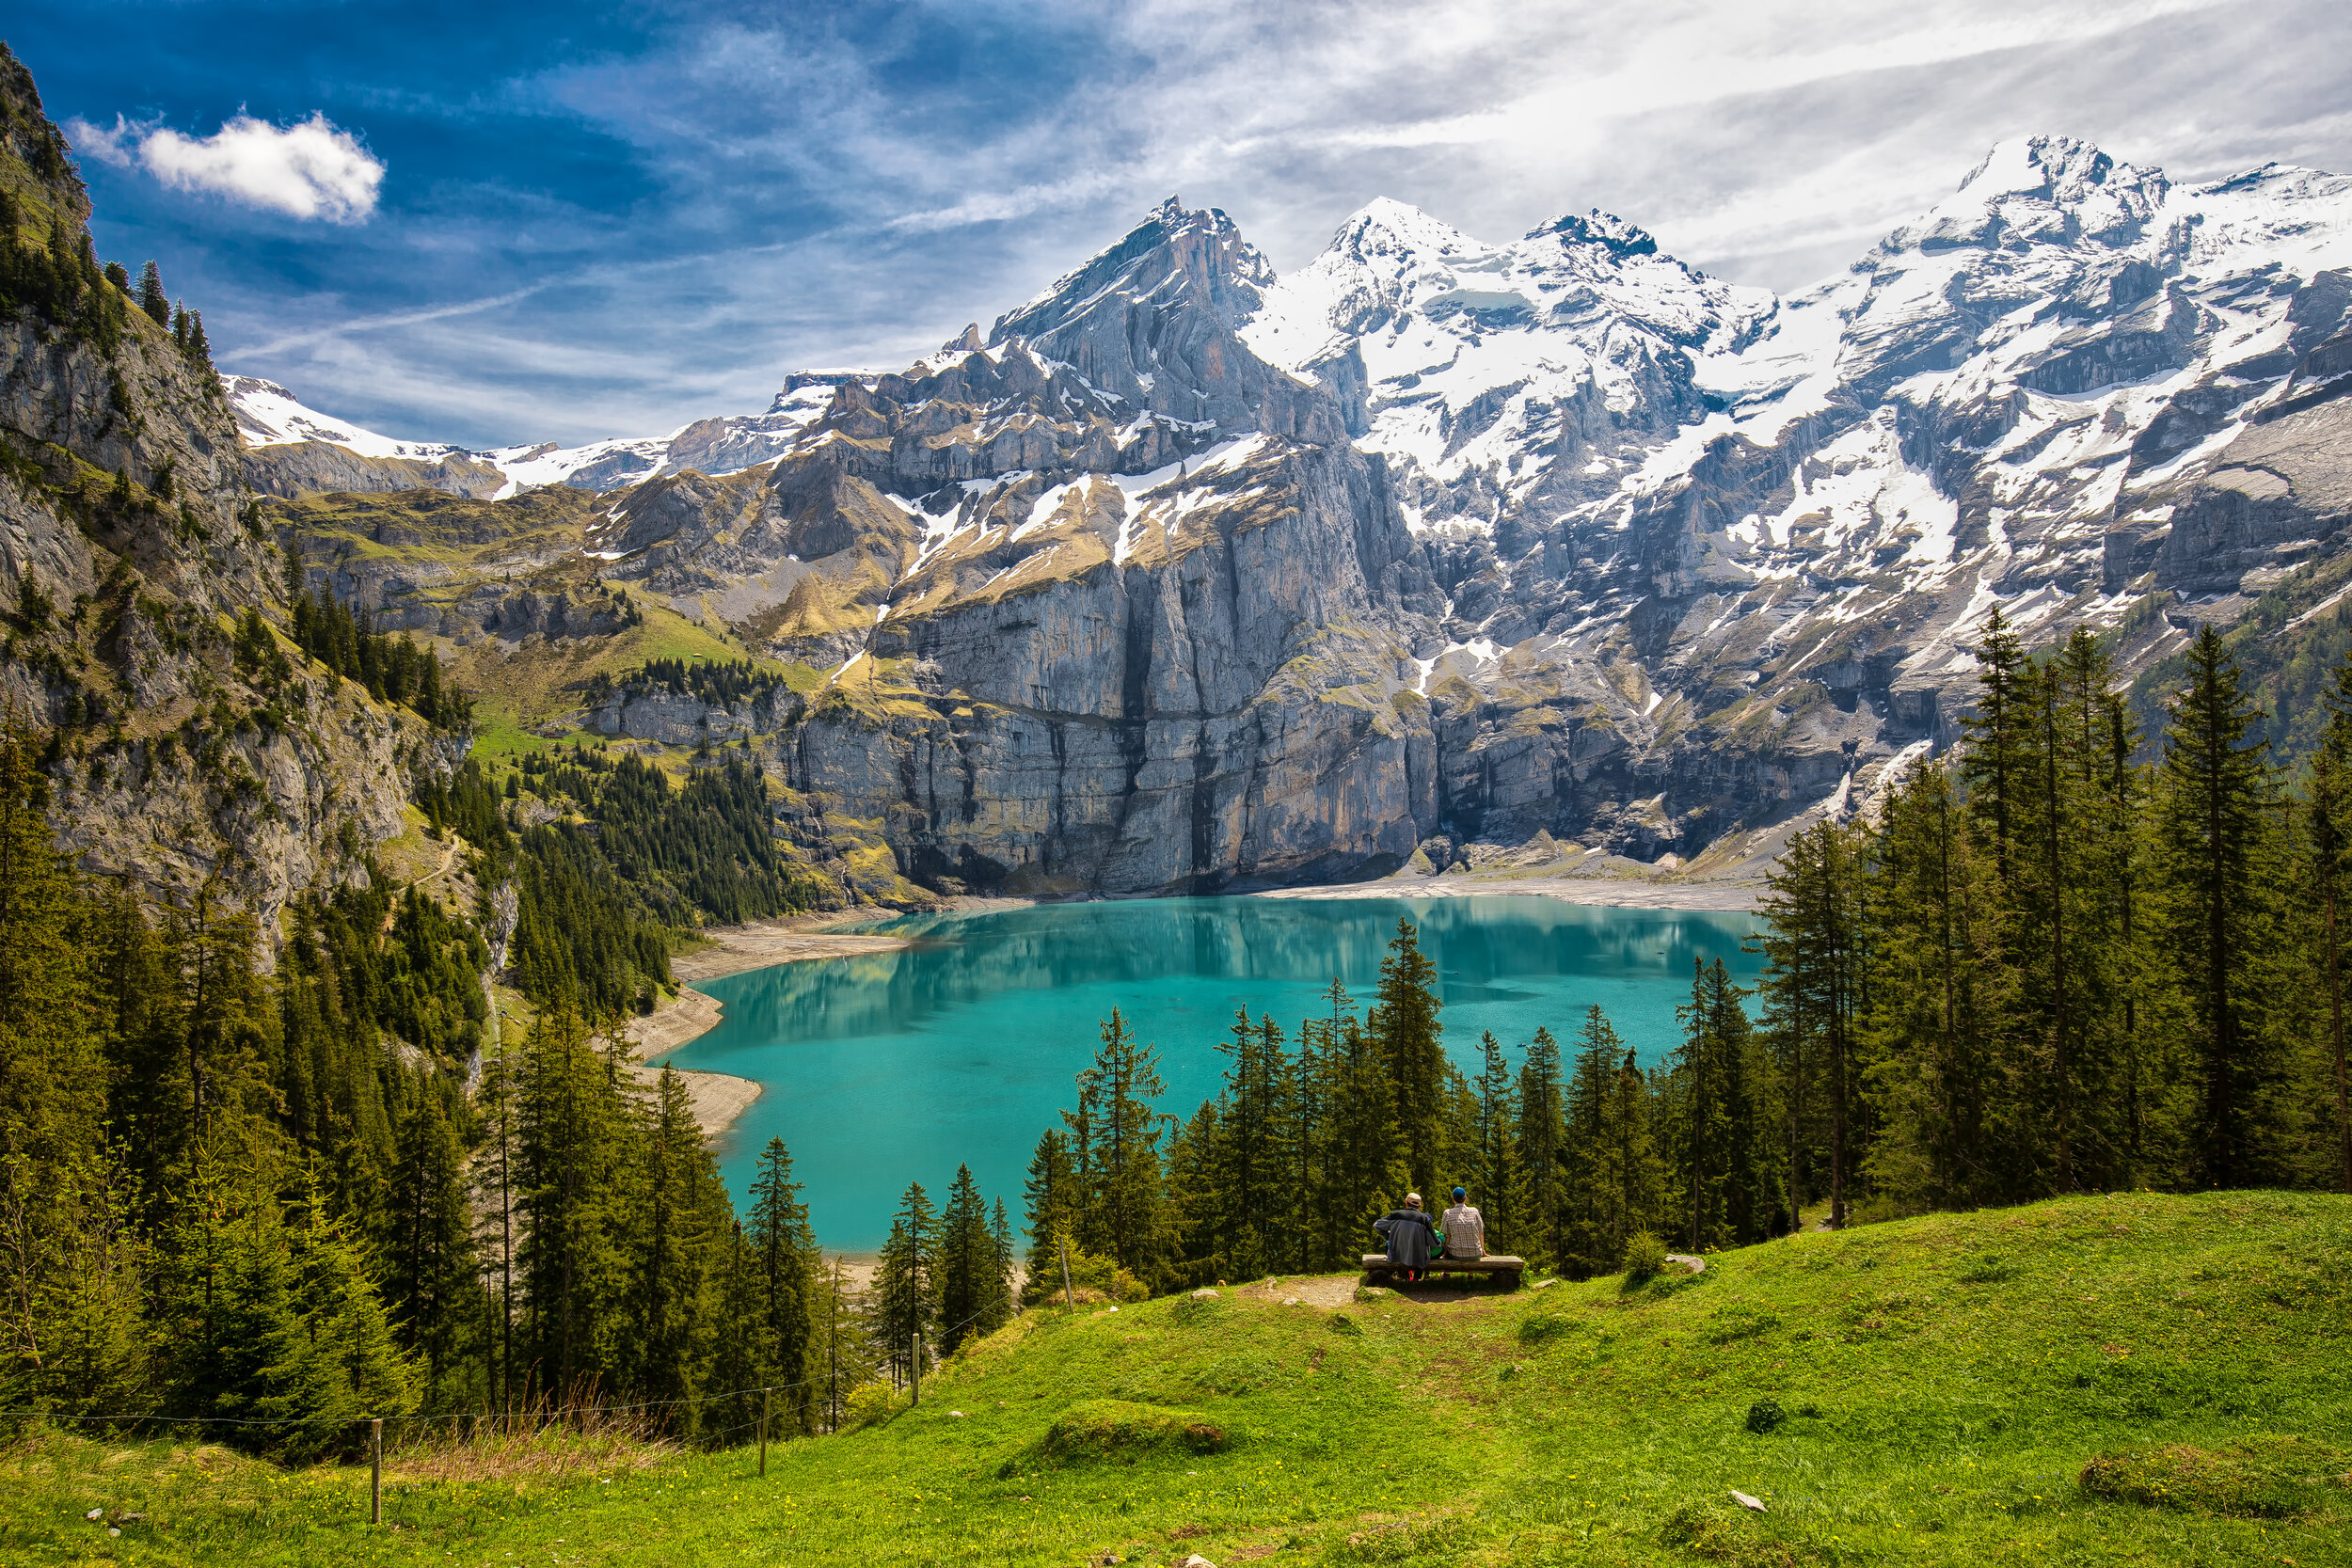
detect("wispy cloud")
(68, 112), (384, 221)
(239, 285), (548, 357)
(56, 0), (2352, 447)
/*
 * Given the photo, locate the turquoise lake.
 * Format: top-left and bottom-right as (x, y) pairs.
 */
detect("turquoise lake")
(664, 895), (1762, 1252)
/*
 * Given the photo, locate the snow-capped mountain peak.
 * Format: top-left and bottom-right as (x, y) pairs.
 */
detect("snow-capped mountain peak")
(225, 371), (851, 500)
(1243, 189), (1773, 532)
(225, 376), (466, 462)
(991, 197), (1274, 348)
(1526, 207), (1660, 260)
(1884, 135), (2167, 259)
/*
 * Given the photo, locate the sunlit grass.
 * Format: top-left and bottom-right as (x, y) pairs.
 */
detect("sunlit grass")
(4, 1192), (2345, 1565)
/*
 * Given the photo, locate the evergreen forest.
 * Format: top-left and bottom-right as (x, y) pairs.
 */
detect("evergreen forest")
(5, 589), (2352, 1469)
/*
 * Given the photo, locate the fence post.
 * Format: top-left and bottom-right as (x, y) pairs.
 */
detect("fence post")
(759, 1386), (770, 1479)
(911, 1329), (922, 1408)
(369, 1418), (383, 1525)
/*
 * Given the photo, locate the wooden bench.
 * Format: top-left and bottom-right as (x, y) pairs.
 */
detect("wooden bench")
(1360, 1252), (1526, 1289)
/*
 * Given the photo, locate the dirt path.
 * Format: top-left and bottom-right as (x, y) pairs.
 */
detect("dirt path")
(383, 839), (464, 932)
(1236, 1274), (1508, 1308)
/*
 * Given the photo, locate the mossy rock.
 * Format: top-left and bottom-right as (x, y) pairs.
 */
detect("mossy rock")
(2078, 1435), (2348, 1518)
(1014, 1399), (1229, 1472)
(1657, 1497), (1822, 1565)
(1170, 1290), (1226, 1325)
(1516, 1304), (1586, 1348)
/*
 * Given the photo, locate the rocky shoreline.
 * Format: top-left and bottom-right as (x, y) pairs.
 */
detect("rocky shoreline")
(621, 915), (920, 1142)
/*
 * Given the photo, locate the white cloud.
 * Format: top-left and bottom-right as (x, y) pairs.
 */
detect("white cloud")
(67, 112), (383, 222)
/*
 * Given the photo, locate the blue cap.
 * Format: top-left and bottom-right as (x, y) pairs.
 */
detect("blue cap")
(1452, 1186), (1466, 1200)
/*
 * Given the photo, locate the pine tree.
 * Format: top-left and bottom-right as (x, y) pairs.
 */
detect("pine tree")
(1756, 819), (1867, 1226)
(1161, 1100), (1222, 1288)
(1860, 758), (2008, 1209)
(987, 1196), (1016, 1330)
(385, 1093), (476, 1411)
(873, 1181), (935, 1386)
(2051, 629), (2140, 1191)
(1020, 1129), (1075, 1303)
(635, 1068), (714, 1427)
(1207, 1007), (1293, 1279)
(515, 1004), (637, 1402)
(0, 727), (112, 1411)
(1515, 1026), (1565, 1270)
(1562, 1006), (1661, 1274)
(935, 1164), (1011, 1354)
(476, 1036), (520, 1412)
(1468, 1030), (1518, 1250)
(2156, 626), (2281, 1187)
(136, 260), (167, 326)
(707, 1221), (769, 1447)
(268, 1178), (417, 1463)
(1963, 603), (2031, 885)
(1311, 984), (1397, 1269)
(1371, 919), (1445, 1199)
(1665, 958), (1775, 1250)
(745, 1136), (816, 1432)
(1062, 1009), (1167, 1277)
(2312, 659), (2352, 1193)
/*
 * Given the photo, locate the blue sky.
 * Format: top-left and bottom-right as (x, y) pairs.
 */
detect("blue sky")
(20, 1), (2352, 447)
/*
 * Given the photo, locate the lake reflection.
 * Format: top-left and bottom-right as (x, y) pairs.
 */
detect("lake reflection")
(667, 895), (1760, 1250)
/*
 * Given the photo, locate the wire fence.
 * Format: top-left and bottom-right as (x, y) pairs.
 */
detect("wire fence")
(0, 1372), (828, 1433)
(4, 1296), (1033, 1527)
(0, 1296), (1014, 1433)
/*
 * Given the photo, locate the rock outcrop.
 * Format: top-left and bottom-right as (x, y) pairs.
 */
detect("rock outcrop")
(2, 59), (457, 927)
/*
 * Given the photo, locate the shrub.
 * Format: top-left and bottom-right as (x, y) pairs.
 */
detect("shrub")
(1025, 1399), (1227, 1468)
(1745, 1398), (1785, 1434)
(2079, 1436), (2347, 1518)
(1658, 1498), (1821, 1565)
(1623, 1230), (1668, 1281)
(842, 1383), (904, 1431)
(1025, 1243), (1148, 1306)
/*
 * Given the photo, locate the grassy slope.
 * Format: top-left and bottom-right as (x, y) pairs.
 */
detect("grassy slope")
(5, 1192), (2347, 1566)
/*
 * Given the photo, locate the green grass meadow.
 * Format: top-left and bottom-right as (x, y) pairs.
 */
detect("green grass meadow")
(5, 1192), (2347, 1566)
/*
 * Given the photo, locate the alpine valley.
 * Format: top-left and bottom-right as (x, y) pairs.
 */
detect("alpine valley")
(27, 44), (2352, 908)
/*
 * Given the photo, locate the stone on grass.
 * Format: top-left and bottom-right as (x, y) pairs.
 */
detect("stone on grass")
(1176, 1557), (1218, 1568)
(1731, 1490), (1767, 1513)
(1191, 1288), (1219, 1299)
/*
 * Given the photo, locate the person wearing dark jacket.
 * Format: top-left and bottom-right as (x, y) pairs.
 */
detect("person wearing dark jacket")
(1373, 1192), (1438, 1282)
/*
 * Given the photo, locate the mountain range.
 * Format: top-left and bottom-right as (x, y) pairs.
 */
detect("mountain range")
(22, 32), (2352, 911)
(225, 135), (2352, 902)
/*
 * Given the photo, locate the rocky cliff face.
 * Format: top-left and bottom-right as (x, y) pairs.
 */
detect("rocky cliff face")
(2, 56), (453, 929)
(248, 136), (2352, 898)
(1236, 137), (2352, 865)
(609, 204), (1447, 894)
